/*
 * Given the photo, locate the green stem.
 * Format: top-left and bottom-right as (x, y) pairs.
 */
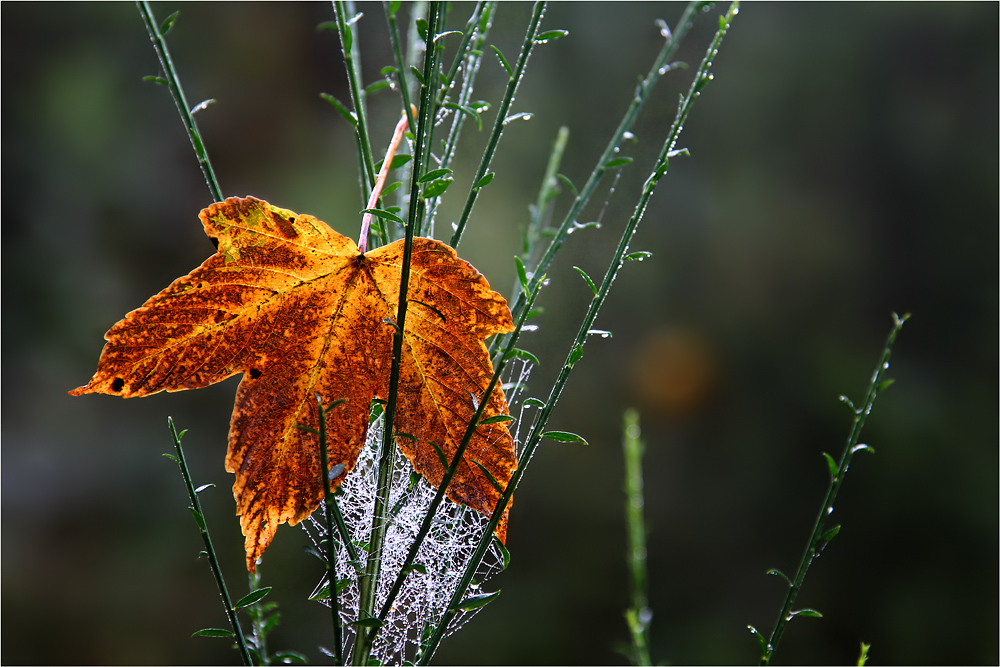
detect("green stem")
(351, 6), (441, 663)
(419, 7), (738, 660)
(494, 0), (704, 353)
(137, 2), (223, 203)
(374, 278), (543, 630)
(758, 312), (910, 665)
(166, 419), (252, 665)
(246, 568), (272, 664)
(423, 0), (496, 238)
(383, 1), (418, 134)
(317, 395), (347, 665)
(332, 0), (387, 249)
(448, 1), (546, 249)
(623, 408), (651, 666)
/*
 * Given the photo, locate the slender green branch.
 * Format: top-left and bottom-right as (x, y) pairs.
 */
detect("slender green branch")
(623, 408), (651, 666)
(245, 568), (272, 664)
(419, 7), (738, 660)
(318, 395), (347, 665)
(137, 1), (223, 202)
(494, 0), (705, 354)
(332, 0), (387, 249)
(165, 419), (252, 665)
(755, 312), (910, 665)
(373, 278), (543, 630)
(383, 1), (418, 133)
(352, 5), (442, 663)
(448, 1), (546, 249)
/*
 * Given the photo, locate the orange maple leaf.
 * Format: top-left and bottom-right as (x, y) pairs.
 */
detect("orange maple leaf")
(71, 196), (517, 570)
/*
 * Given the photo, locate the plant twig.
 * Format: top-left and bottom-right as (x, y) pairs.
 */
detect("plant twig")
(751, 312), (910, 665)
(137, 2), (223, 202)
(448, 1), (546, 249)
(623, 408), (652, 666)
(317, 395), (348, 665)
(165, 419), (252, 665)
(419, 6), (738, 661)
(351, 5), (442, 664)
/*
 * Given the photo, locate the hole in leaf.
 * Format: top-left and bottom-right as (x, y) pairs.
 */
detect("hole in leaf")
(250, 369), (262, 379)
(111, 377), (125, 392)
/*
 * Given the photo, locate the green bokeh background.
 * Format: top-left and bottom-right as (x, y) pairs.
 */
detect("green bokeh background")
(3, 2), (997, 664)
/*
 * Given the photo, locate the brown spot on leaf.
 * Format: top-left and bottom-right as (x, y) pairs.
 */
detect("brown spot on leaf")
(111, 377), (125, 392)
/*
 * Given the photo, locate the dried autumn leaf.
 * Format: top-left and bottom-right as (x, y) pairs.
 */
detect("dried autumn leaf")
(70, 196), (516, 570)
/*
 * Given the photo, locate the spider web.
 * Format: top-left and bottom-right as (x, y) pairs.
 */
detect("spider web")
(303, 358), (534, 664)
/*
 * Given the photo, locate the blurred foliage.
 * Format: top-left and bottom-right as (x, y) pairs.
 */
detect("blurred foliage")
(2, 2), (997, 664)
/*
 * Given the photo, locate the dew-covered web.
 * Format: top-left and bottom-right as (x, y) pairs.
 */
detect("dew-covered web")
(303, 357), (535, 664)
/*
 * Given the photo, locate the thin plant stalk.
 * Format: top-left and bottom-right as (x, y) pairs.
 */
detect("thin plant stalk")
(623, 408), (652, 666)
(317, 395), (348, 665)
(496, 0), (704, 347)
(422, 1), (496, 237)
(165, 419), (252, 665)
(448, 1), (546, 249)
(333, 0), (387, 248)
(418, 6), (738, 660)
(351, 5), (442, 663)
(753, 312), (910, 665)
(373, 278), (543, 630)
(137, 1), (223, 203)
(383, 1), (418, 134)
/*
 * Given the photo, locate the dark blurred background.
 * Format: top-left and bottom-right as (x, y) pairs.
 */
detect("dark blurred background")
(3, 2), (997, 664)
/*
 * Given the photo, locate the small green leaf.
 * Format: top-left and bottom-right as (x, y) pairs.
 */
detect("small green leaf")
(822, 452), (838, 477)
(443, 102), (483, 131)
(274, 651), (308, 664)
(380, 65), (399, 76)
(421, 178), (453, 198)
(316, 20), (339, 32)
(491, 45), (513, 78)
(415, 18), (428, 41)
(492, 535), (511, 570)
(434, 29), (463, 43)
(395, 432), (417, 442)
(514, 256), (529, 291)
(573, 266), (598, 295)
(568, 343), (584, 366)
(457, 590), (500, 610)
(162, 453), (180, 463)
(766, 568), (792, 586)
(388, 154), (413, 170)
(418, 168), (454, 183)
(789, 608), (823, 619)
(192, 628), (235, 638)
(819, 525), (841, 544)
(194, 483), (215, 494)
(159, 11), (179, 35)
(410, 65), (424, 86)
(535, 29), (569, 43)
(428, 441), (450, 470)
(296, 425), (319, 435)
(478, 414), (515, 426)
(604, 156), (634, 169)
(382, 181), (403, 196)
(403, 563), (428, 575)
(878, 378), (896, 392)
(360, 208), (405, 224)
(234, 587), (272, 609)
(625, 251), (653, 262)
(472, 460), (503, 493)
(341, 23), (353, 50)
(475, 172), (495, 189)
(143, 75), (168, 86)
(365, 79), (392, 95)
(747, 625), (768, 656)
(542, 430), (588, 445)
(506, 348), (540, 366)
(523, 397), (545, 409)
(189, 507), (205, 530)
(557, 173), (578, 198)
(526, 307), (544, 320)
(320, 93), (358, 127)
(309, 578), (354, 600)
